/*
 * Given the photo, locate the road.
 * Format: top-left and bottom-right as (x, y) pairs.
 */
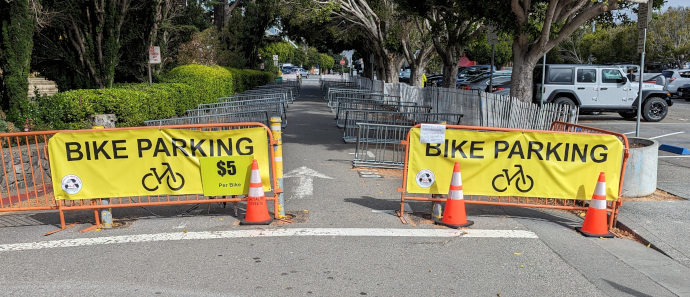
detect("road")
(0, 80), (689, 296)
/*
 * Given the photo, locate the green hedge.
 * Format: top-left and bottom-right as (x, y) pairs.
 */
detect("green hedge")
(35, 65), (274, 129)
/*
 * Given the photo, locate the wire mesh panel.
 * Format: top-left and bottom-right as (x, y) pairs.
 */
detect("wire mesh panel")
(353, 123), (411, 169)
(144, 110), (270, 126)
(342, 110), (463, 143)
(187, 100), (287, 128)
(335, 100), (429, 128)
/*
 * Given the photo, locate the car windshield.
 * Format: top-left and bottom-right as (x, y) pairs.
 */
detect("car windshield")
(662, 71), (674, 78)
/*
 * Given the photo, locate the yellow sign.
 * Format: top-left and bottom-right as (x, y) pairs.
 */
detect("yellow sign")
(48, 128), (271, 200)
(200, 156), (253, 196)
(406, 128), (623, 200)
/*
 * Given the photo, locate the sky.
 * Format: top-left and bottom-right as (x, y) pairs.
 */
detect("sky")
(664, 0), (690, 10)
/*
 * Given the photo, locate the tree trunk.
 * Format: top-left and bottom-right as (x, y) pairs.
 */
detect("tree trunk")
(510, 36), (538, 102)
(0, 0), (35, 123)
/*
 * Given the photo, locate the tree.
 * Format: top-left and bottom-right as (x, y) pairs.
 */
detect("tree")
(647, 7), (690, 67)
(397, 8), (435, 87)
(33, 0), (135, 89)
(0, 0), (37, 123)
(298, 0), (405, 83)
(398, 1), (485, 88)
(481, 0), (621, 101)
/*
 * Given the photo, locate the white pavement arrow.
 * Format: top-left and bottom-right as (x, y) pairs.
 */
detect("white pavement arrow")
(283, 166), (333, 199)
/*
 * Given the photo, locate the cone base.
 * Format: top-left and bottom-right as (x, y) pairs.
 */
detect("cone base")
(575, 227), (614, 238)
(240, 218), (272, 225)
(435, 219), (474, 229)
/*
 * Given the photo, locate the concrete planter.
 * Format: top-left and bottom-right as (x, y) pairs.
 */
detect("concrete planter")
(621, 137), (659, 197)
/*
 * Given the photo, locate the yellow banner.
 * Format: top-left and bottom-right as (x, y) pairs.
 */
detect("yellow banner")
(406, 128), (623, 200)
(48, 128), (271, 200)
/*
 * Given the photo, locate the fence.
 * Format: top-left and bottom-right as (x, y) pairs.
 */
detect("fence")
(353, 123), (410, 169)
(342, 110), (463, 143)
(144, 110), (271, 127)
(344, 82), (578, 168)
(397, 122), (629, 229)
(0, 123), (281, 232)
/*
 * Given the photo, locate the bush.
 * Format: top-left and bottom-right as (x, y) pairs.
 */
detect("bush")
(33, 65), (275, 129)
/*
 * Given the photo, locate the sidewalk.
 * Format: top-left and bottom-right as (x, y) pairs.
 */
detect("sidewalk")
(616, 158), (690, 268)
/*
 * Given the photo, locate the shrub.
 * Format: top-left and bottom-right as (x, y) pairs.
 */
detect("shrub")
(34, 65), (275, 129)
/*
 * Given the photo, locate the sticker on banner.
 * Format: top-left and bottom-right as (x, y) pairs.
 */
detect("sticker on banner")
(61, 175), (83, 194)
(415, 169), (435, 188)
(420, 124), (446, 143)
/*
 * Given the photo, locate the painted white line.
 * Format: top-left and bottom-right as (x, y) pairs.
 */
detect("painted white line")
(623, 131), (636, 135)
(367, 151), (375, 158)
(650, 131), (684, 139)
(0, 228), (538, 252)
(659, 155), (690, 158)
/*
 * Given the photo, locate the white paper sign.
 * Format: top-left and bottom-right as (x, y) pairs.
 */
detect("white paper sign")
(420, 124), (446, 143)
(148, 46), (161, 64)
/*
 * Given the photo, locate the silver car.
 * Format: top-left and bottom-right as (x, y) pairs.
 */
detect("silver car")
(298, 68), (309, 78)
(661, 69), (690, 95)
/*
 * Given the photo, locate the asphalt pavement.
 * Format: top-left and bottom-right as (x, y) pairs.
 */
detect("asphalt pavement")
(580, 105), (690, 270)
(1, 78), (690, 296)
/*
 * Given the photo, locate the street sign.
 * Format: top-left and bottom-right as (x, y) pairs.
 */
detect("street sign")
(638, 29), (646, 54)
(148, 46), (161, 64)
(273, 55), (279, 61)
(340, 59), (346, 66)
(637, 1), (653, 30)
(487, 25), (498, 45)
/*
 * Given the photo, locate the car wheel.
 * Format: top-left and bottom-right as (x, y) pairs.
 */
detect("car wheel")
(642, 97), (668, 122)
(553, 97), (577, 111)
(618, 110), (637, 119)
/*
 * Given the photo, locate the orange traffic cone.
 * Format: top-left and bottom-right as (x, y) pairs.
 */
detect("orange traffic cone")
(576, 172), (614, 238)
(436, 162), (474, 228)
(241, 159), (272, 225)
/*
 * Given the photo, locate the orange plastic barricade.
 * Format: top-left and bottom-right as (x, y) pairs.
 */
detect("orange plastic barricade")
(0, 123), (281, 231)
(398, 121), (629, 229)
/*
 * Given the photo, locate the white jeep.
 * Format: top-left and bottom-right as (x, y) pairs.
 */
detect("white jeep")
(534, 64), (672, 122)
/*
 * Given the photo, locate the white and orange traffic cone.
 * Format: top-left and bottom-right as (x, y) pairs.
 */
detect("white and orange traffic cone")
(436, 162), (474, 228)
(576, 172), (614, 238)
(241, 159), (272, 225)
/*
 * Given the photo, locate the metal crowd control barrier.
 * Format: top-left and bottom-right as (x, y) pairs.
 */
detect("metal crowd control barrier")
(342, 110), (463, 143)
(328, 93), (403, 111)
(0, 123), (282, 232)
(199, 97), (288, 111)
(187, 100), (287, 128)
(216, 93), (288, 105)
(253, 85), (298, 102)
(335, 100), (429, 128)
(144, 110), (270, 127)
(397, 121), (629, 229)
(353, 123), (411, 169)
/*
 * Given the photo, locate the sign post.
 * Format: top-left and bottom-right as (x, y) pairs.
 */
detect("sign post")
(148, 46), (161, 85)
(340, 59), (346, 77)
(636, 0), (653, 137)
(487, 26), (498, 93)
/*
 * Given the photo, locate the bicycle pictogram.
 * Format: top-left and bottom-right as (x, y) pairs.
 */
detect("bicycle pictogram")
(142, 162), (185, 191)
(491, 164), (534, 193)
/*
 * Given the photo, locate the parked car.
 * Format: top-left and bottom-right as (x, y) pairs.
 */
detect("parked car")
(298, 68), (309, 78)
(535, 64), (672, 122)
(426, 74), (444, 87)
(457, 73), (511, 90)
(677, 83), (690, 100)
(486, 82), (511, 93)
(398, 69), (411, 84)
(661, 69), (690, 96)
(456, 65), (496, 82)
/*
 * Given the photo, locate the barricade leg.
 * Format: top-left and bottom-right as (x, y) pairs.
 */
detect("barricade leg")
(270, 117), (285, 218)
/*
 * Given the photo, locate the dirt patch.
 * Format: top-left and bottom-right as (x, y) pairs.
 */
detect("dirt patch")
(621, 189), (686, 202)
